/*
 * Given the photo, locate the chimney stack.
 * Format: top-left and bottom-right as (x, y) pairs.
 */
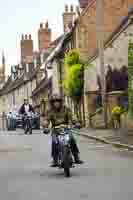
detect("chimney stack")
(79, 0), (89, 9)
(20, 33), (33, 64)
(63, 5), (76, 33)
(38, 21), (52, 52)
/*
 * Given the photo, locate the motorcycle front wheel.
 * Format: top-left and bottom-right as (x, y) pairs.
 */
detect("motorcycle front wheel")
(63, 146), (71, 177)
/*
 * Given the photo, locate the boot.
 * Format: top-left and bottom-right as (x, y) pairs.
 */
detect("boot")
(73, 153), (84, 164)
(50, 160), (58, 167)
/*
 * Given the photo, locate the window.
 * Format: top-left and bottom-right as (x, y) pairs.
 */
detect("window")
(78, 26), (87, 49)
(26, 64), (29, 73)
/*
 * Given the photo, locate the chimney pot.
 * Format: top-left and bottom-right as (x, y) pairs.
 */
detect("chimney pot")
(29, 34), (32, 40)
(76, 6), (80, 14)
(45, 21), (49, 29)
(22, 34), (24, 40)
(71, 5), (74, 12)
(25, 34), (28, 40)
(40, 23), (43, 28)
(65, 5), (68, 12)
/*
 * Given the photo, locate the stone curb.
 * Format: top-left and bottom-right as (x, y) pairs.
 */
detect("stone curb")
(0, 146), (32, 153)
(72, 130), (133, 151)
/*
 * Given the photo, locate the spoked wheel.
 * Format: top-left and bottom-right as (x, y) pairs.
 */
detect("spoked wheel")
(29, 129), (32, 134)
(24, 124), (28, 134)
(24, 127), (28, 134)
(63, 146), (71, 178)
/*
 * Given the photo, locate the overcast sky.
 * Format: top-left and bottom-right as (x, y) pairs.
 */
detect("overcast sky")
(0, 0), (78, 74)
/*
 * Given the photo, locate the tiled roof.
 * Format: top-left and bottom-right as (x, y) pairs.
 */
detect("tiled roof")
(0, 76), (12, 95)
(32, 77), (52, 97)
(79, 0), (89, 8)
(45, 32), (72, 67)
(0, 69), (36, 95)
(50, 35), (64, 47)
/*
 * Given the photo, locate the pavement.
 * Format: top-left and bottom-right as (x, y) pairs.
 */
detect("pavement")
(73, 128), (133, 151)
(1, 130), (133, 199)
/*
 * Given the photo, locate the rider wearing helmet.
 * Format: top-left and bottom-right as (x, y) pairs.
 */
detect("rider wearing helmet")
(44, 93), (83, 167)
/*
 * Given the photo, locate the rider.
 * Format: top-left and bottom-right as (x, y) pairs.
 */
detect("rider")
(19, 99), (34, 128)
(43, 94), (83, 167)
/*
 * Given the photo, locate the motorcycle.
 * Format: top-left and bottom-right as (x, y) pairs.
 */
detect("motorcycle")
(53, 125), (74, 177)
(23, 112), (32, 135)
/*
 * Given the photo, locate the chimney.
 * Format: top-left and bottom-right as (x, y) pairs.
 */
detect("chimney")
(40, 23), (43, 29)
(79, 0), (89, 9)
(20, 33), (33, 64)
(38, 21), (52, 52)
(76, 6), (81, 16)
(21, 34), (24, 40)
(63, 5), (76, 33)
(29, 34), (32, 40)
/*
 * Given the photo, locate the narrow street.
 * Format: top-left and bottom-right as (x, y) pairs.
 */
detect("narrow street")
(0, 130), (133, 200)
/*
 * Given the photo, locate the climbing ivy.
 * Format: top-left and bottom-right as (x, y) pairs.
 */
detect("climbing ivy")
(128, 39), (133, 118)
(63, 49), (83, 118)
(63, 49), (83, 101)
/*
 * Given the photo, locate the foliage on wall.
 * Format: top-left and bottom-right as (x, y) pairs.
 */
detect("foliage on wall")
(63, 49), (84, 118)
(63, 49), (83, 102)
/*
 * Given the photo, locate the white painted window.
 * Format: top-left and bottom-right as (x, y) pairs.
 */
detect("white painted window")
(34, 58), (37, 68)
(41, 54), (44, 64)
(26, 64), (29, 73)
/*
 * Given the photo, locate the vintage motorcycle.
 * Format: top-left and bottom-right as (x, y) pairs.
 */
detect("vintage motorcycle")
(44, 125), (74, 177)
(23, 112), (33, 135)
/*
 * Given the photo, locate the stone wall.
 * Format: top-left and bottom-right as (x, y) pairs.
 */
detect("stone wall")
(85, 17), (133, 95)
(73, 0), (130, 59)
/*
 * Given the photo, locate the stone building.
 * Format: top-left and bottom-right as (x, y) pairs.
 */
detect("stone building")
(0, 21), (54, 115)
(44, 1), (133, 126)
(70, 0), (129, 59)
(32, 77), (52, 115)
(84, 9), (133, 127)
(32, 34), (64, 113)
(0, 63), (37, 114)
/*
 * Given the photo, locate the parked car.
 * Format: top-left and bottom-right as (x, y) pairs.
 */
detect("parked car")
(7, 112), (17, 130)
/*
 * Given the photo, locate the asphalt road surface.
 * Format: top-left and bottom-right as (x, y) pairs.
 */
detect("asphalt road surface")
(0, 130), (133, 200)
